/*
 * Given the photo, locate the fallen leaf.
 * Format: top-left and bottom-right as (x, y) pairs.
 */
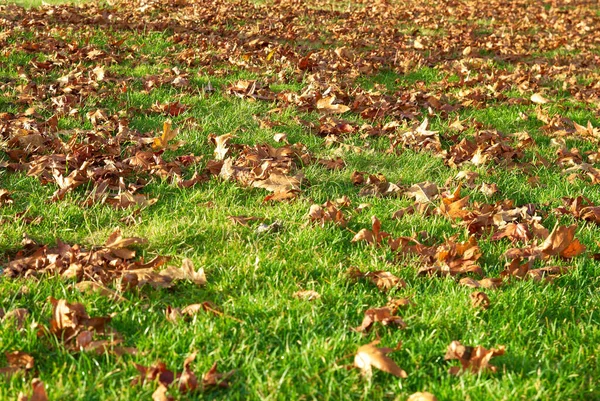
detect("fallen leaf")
(202, 362), (234, 388)
(17, 378), (48, 401)
(316, 96), (350, 114)
(354, 340), (407, 378)
(351, 216), (390, 246)
(459, 277), (503, 289)
(152, 384), (174, 401)
(538, 224), (585, 259)
(211, 133), (234, 160)
(531, 93), (550, 104)
(354, 307), (406, 332)
(105, 228), (148, 249)
(228, 215), (263, 227)
(444, 340), (505, 375)
(293, 290), (321, 301)
(273, 133), (288, 143)
(407, 392), (438, 401)
(0, 189), (13, 206)
(348, 267), (406, 291)
(160, 259), (206, 286)
(2, 308), (29, 329)
(404, 182), (439, 203)
(152, 119), (180, 150)
(470, 291), (490, 309)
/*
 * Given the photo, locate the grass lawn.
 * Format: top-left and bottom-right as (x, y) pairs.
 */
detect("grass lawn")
(1, 0), (599, 400)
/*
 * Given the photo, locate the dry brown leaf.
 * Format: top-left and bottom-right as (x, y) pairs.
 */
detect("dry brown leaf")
(17, 378), (48, 401)
(292, 290), (321, 301)
(308, 201), (347, 227)
(348, 267), (406, 291)
(0, 351), (34, 377)
(479, 182), (498, 197)
(202, 362), (234, 388)
(48, 297), (111, 343)
(211, 133), (234, 160)
(273, 133), (288, 143)
(407, 392), (438, 401)
(228, 215), (263, 227)
(354, 307), (406, 332)
(178, 352), (199, 393)
(2, 308), (29, 329)
(351, 216), (390, 246)
(160, 259), (206, 286)
(354, 340), (407, 378)
(444, 340), (505, 375)
(531, 93), (550, 104)
(152, 384), (174, 401)
(404, 182), (439, 203)
(538, 224), (585, 259)
(105, 228), (148, 249)
(0, 189), (13, 206)
(316, 96), (350, 114)
(470, 291), (490, 309)
(459, 277), (503, 289)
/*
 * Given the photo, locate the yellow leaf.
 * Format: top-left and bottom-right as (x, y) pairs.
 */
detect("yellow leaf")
(152, 119), (179, 150)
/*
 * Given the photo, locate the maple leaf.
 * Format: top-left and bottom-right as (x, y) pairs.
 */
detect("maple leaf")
(308, 201), (347, 227)
(105, 228), (148, 250)
(354, 340), (407, 378)
(444, 340), (505, 375)
(556, 196), (600, 225)
(470, 291), (491, 309)
(210, 133), (234, 160)
(530, 93), (550, 104)
(356, 173), (402, 197)
(202, 362), (234, 388)
(165, 302), (234, 323)
(459, 277), (503, 289)
(500, 259), (572, 282)
(438, 184), (472, 220)
(2, 308), (29, 329)
(0, 351), (34, 377)
(17, 378), (48, 401)
(404, 181), (439, 203)
(408, 392), (438, 401)
(0, 189), (13, 206)
(354, 306), (406, 333)
(252, 173), (303, 192)
(418, 236), (483, 277)
(156, 258), (207, 287)
(537, 224), (585, 259)
(347, 267), (406, 291)
(351, 216), (390, 246)
(228, 215), (263, 227)
(491, 222), (533, 243)
(134, 362), (176, 388)
(479, 182), (498, 197)
(263, 189), (300, 202)
(152, 384), (174, 401)
(292, 290), (321, 301)
(178, 352), (199, 393)
(152, 119), (180, 150)
(316, 96), (350, 114)
(48, 297), (111, 343)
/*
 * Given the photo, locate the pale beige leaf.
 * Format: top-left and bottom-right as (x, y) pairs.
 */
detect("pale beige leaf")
(408, 392), (438, 401)
(531, 93), (550, 104)
(316, 96), (350, 114)
(354, 340), (407, 378)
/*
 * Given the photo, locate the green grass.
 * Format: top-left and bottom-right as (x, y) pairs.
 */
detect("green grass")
(1, 0), (600, 400)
